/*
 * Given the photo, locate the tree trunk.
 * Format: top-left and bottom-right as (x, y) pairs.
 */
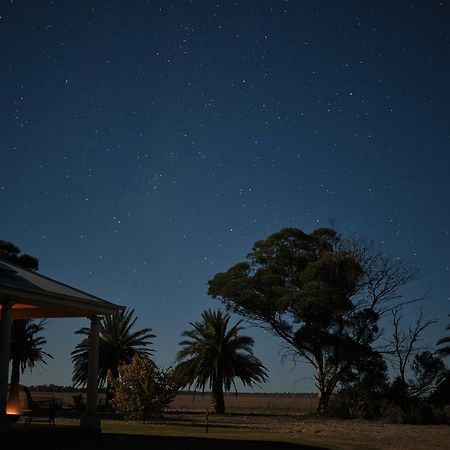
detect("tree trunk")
(316, 388), (332, 414)
(315, 366), (331, 414)
(10, 357), (20, 387)
(211, 379), (225, 414)
(105, 378), (115, 409)
(8, 358), (21, 410)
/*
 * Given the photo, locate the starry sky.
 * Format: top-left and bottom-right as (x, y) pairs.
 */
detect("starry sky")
(1, 1), (449, 392)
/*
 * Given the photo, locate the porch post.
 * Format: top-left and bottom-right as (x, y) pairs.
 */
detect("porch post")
(0, 301), (13, 433)
(80, 315), (101, 432)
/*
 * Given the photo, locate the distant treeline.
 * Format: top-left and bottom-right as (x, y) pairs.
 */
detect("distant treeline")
(27, 384), (314, 397)
(178, 390), (316, 397)
(28, 384), (106, 393)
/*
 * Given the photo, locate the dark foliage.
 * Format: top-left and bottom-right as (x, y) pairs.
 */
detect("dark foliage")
(0, 240), (39, 270)
(0, 240), (51, 400)
(208, 228), (418, 413)
(175, 309), (267, 414)
(71, 308), (154, 388)
(437, 314), (450, 357)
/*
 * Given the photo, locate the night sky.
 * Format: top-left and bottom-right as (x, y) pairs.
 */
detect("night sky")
(1, 1), (449, 392)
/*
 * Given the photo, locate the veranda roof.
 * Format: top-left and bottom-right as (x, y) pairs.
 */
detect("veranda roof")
(0, 259), (123, 319)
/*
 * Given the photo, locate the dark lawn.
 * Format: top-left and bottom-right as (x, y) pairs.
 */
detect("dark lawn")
(4, 423), (330, 450)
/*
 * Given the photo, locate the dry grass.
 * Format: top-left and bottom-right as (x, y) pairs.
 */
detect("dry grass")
(169, 392), (318, 415)
(276, 418), (450, 450)
(29, 390), (318, 413)
(139, 411), (450, 450)
(26, 391), (450, 449)
(47, 416), (450, 450)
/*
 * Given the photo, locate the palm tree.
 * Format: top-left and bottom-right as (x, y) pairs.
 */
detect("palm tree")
(71, 308), (154, 404)
(1, 241), (50, 409)
(437, 314), (450, 357)
(176, 309), (268, 414)
(9, 319), (52, 406)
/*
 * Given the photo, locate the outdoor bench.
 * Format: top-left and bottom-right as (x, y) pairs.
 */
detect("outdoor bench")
(23, 387), (60, 426)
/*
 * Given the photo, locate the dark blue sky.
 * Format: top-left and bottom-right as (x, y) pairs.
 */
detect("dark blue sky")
(1, 1), (449, 391)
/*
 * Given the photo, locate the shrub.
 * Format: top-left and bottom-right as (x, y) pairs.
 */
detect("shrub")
(380, 401), (442, 425)
(328, 388), (384, 420)
(111, 355), (179, 422)
(404, 404), (437, 425)
(327, 395), (352, 419)
(72, 393), (85, 410)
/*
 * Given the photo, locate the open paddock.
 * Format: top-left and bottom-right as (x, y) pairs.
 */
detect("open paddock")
(28, 390), (318, 415)
(9, 416), (450, 450)
(169, 392), (318, 415)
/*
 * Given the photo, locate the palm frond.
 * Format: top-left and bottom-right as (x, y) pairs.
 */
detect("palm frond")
(10, 319), (53, 374)
(71, 308), (154, 387)
(436, 315), (450, 357)
(175, 309), (268, 395)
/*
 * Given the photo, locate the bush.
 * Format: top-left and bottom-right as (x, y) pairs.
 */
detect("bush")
(327, 385), (385, 420)
(72, 393), (85, 410)
(111, 355), (179, 422)
(379, 400), (443, 425)
(327, 395), (352, 419)
(404, 404), (437, 425)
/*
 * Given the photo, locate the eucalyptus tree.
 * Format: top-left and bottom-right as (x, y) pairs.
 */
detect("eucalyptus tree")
(208, 227), (419, 413)
(0, 239), (39, 271)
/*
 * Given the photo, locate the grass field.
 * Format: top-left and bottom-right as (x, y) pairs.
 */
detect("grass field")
(10, 417), (450, 450)
(29, 390), (318, 414)
(169, 392), (318, 415)
(9, 419), (329, 450)
(22, 391), (450, 450)
(102, 419), (450, 450)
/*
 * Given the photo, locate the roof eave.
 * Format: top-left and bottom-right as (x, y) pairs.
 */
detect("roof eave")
(0, 285), (124, 317)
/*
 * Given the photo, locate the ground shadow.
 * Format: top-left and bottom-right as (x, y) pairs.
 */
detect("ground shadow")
(5, 426), (329, 449)
(101, 433), (328, 450)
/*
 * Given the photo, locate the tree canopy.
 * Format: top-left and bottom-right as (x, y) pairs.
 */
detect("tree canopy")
(208, 227), (418, 413)
(0, 240), (38, 270)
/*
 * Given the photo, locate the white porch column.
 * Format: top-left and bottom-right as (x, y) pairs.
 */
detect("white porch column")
(80, 315), (101, 433)
(0, 301), (13, 433)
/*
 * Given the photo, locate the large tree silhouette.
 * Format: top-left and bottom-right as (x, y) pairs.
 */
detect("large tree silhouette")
(208, 227), (418, 413)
